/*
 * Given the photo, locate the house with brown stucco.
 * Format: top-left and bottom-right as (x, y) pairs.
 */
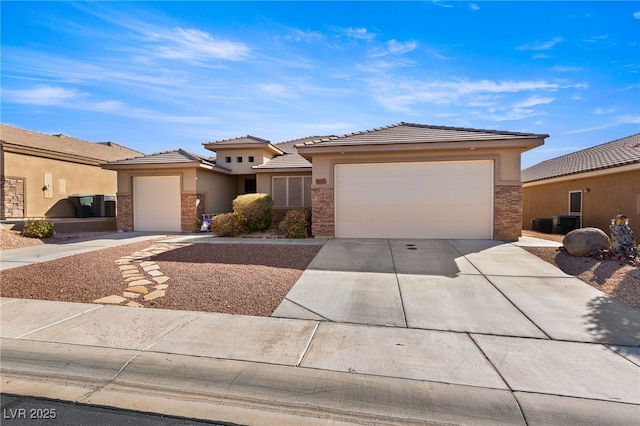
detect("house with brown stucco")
(522, 133), (640, 237)
(104, 122), (547, 241)
(0, 124), (143, 221)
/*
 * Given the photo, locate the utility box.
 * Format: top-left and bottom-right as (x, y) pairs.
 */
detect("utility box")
(68, 194), (94, 218)
(552, 215), (581, 234)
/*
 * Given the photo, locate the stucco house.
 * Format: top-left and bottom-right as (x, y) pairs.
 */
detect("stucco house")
(522, 133), (640, 237)
(104, 122), (546, 241)
(1, 124), (143, 220)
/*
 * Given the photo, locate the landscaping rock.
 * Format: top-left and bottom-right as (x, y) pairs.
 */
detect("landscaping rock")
(563, 227), (611, 257)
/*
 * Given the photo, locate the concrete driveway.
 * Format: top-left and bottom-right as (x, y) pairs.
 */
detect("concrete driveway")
(273, 238), (640, 345)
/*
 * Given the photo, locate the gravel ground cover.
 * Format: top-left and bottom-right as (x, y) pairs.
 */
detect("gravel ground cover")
(0, 238), (321, 316)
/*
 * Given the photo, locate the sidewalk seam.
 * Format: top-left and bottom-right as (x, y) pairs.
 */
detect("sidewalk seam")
(387, 239), (408, 328)
(296, 321), (320, 367)
(15, 305), (104, 339)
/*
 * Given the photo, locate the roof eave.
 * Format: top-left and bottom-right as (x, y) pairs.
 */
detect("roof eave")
(253, 166), (312, 173)
(296, 137), (546, 159)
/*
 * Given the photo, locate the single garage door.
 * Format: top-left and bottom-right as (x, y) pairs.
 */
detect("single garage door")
(335, 160), (494, 239)
(133, 176), (181, 232)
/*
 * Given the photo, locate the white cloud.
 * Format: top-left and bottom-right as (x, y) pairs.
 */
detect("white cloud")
(386, 39), (418, 55)
(469, 4), (480, 11)
(282, 29), (324, 43)
(511, 96), (555, 109)
(593, 107), (615, 114)
(343, 27), (375, 41)
(564, 114), (640, 134)
(552, 66), (583, 72)
(634, 11), (640, 19)
(3, 85), (82, 105)
(518, 37), (562, 51)
(146, 27), (250, 61)
(368, 77), (561, 112)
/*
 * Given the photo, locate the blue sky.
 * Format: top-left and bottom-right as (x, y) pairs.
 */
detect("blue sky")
(1, 1), (639, 168)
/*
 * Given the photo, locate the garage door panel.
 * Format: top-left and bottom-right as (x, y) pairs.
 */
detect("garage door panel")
(133, 176), (181, 232)
(340, 203), (492, 222)
(335, 161), (493, 239)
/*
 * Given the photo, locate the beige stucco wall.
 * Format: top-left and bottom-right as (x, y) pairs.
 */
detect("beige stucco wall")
(3, 151), (117, 218)
(214, 148), (275, 175)
(196, 169), (237, 214)
(308, 147), (522, 188)
(523, 167), (640, 237)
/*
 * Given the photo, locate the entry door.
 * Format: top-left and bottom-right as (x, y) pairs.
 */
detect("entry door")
(334, 160), (494, 239)
(133, 176), (181, 232)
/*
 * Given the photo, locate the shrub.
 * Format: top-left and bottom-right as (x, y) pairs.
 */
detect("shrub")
(23, 219), (55, 239)
(283, 208), (311, 239)
(232, 193), (273, 232)
(210, 213), (247, 237)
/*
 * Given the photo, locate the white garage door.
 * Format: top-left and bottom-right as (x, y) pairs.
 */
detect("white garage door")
(133, 176), (181, 232)
(335, 160), (494, 239)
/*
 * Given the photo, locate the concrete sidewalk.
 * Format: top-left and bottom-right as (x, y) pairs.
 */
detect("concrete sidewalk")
(1, 236), (639, 425)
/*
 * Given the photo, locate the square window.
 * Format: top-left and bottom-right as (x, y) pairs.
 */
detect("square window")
(225, 157), (231, 163)
(248, 156), (255, 162)
(237, 156), (243, 163)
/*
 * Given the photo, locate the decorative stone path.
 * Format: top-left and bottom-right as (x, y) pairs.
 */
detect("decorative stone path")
(93, 242), (188, 307)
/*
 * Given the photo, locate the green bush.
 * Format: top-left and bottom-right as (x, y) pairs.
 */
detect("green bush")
(283, 208), (311, 239)
(23, 219), (55, 239)
(232, 193), (273, 232)
(210, 213), (247, 237)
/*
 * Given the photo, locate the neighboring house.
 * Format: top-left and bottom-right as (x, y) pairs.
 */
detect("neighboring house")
(0, 124), (143, 219)
(522, 133), (640, 237)
(105, 122), (546, 241)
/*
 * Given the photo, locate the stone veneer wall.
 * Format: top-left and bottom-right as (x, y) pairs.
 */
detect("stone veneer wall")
(181, 193), (205, 232)
(494, 185), (522, 241)
(1, 177), (25, 219)
(311, 187), (334, 237)
(116, 194), (133, 231)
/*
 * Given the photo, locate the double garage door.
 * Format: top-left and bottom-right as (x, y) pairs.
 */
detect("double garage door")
(133, 176), (181, 232)
(335, 160), (494, 239)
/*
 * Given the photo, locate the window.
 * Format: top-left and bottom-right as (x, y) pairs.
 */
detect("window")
(236, 156), (243, 163)
(225, 157), (231, 163)
(272, 176), (312, 207)
(248, 156), (255, 163)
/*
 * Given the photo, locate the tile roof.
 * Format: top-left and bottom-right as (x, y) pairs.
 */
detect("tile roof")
(254, 136), (334, 170)
(103, 149), (230, 171)
(296, 122), (548, 148)
(522, 133), (640, 183)
(203, 135), (271, 146)
(0, 124), (143, 162)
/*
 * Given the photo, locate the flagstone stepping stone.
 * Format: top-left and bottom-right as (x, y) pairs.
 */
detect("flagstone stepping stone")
(142, 264), (160, 272)
(128, 279), (152, 286)
(123, 291), (141, 299)
(153, 276), (169, 284)
(126, 301), (143, 307)
(154, 284), (169, 290)
(143, 290), (166, 301)
(93, 295), (126, 304)
(119, 265), (137, 271)
(127, 286), (149, 294)
(140, 261), (156, 267)
(147, 270), (163, 277)
(125, 276), (146, 282)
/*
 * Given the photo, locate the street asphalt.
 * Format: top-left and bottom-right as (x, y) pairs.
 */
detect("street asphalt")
(1, 233), (639, 425)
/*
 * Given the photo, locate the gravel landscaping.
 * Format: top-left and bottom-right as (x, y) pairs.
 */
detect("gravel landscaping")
(0, 236), (321, 316)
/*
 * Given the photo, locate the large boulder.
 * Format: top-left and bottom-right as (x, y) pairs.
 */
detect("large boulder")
(563, 227), (611, 257)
